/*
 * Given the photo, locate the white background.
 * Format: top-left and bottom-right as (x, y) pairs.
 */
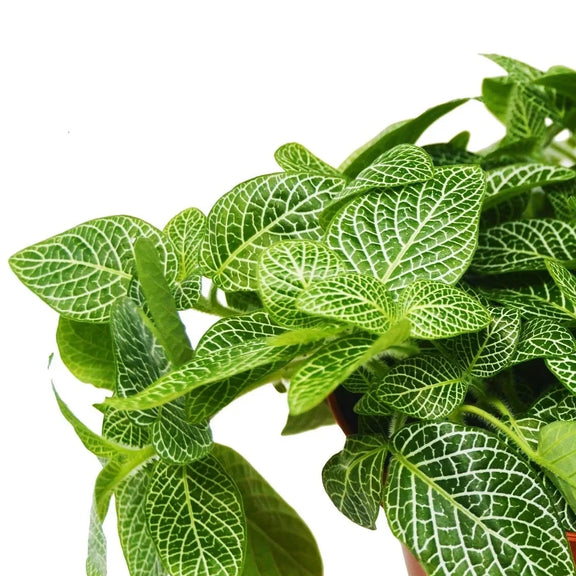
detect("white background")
(1, 2), (574, 575)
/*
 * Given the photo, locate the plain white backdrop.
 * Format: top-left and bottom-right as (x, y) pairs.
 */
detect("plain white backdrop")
(1, 2), (574, 575)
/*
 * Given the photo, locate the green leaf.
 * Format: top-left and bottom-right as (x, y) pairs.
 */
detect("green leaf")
(547, 180), (576, 223)
(529, 386), (576, 422)
(111, 298), (171, 426)
(482, 76), (516, 124)
(200, 173), (345, 291)
(546, 356), (576, 396)
(281, 401), (335, 436)
(115, 465), (167, 576)
(546, 259), (576, 308)
(534, 68), (576, 102)
(440, 306), (521, 377)
(483, 163), (575, 210)
(134, 237), (193, 366)
(172, 274), (203, 310)
(326, 165), (486, 292)
(164, 207), (206, 278)
(296, 272), (398, 335)
(213, 444), (323, 576)
(504, 83), (550, 144)
(356, 354), (469, 420)
(510, 318), (576, 364)
(400, 280), (491, 340)
(422, 142), (481, 167)
(484, 53), (543, 81)
(102, 408), (150, 448)
(86, 499), (107, 576)
(56, 317), (116, 390)
(472, 219), (576, 274)
(146, 458), (246, 576)
(339, 99), (468, 177)
(8, 216), (179, 322)
(538, 421), (576, 514)
(322, 434), (387, 529)
(257, 239), (345, 328)
(274, 142), (341, 177)
(152, 402), (213, 464)
(385, 421), (575, 576)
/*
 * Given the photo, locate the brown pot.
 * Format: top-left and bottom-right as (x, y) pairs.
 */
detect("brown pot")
(327, 388), (576, 576)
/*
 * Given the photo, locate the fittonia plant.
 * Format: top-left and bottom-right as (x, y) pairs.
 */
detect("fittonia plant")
(9, 54), (576, 576)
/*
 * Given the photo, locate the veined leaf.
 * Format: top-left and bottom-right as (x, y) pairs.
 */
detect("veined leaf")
(504, 83), (550, 144)
(152, 402), (212, 464)
(356, 354), (469, 420)
(534, 67), (576, 102)
(546, 356), (576, 396)
(146, 458), (246, 576)
(510, 318), (576, 364)
(337, 144), (434, 199)
(472, 219), (576, 274)
(214, 444), (323, 576)
(339, 99), (468, 177)
(483, 163), (575, 209)
(322, 435), (388, 529)
(163, 207), (206, 278)
(56, 317), (115, 390)
(134, 238), (193, 366)
(8, 216), (179, 322)
(102, 408), (150, 448)
(257, 239), (345, 328)
(86, 499), (107, 576)
(326, 165), (486, 292)
(199, 173), (345, 291)
(296, 272), (398, 335)
(422, 142), (481, 167)
(266, 325), (346, 347)
(546, 259), (576, 308)
(115, 465), (166, 576)
(111, 298), (170, 426)
(400, 280), (491, 340)
(385, 422), (575, 576)
(484, 53), (544, 81)
(538, 421), (576, 515)
(547, 180), (576, 223)
(440, 306), (521, 377)
(529, 386), (576, 422)
(172, 274), (203, 310)
(274, 142), (341, 177)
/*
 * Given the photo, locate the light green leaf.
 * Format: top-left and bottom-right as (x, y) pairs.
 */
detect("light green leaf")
(266, 325), (346, 347)
(473, 219), (576, 274)
(134, 237), (193, 366)
(214, 444), (323, 576)
(146, 458), (246, 576)
(538, 421), (576, 514)
(440, 306), (521, 377)
(400, 280), (491, 340)
(111, 298), (170, 426)
(338, 144), (434, 198)
(86, 499), (107, 576)
(504, 84), (550, 144)
(326, 165), (486, 292)
(200, 173), (345, 291)
(164, 207), (206, 278)
(534, 67), (576, 102)
(56, 317), (116, 390)
(546, 356), (576, 396)
(296, 272), (398, 335)
(115, 465), (167, 576)
(483, 163), (575, 209)
(9, 216), (179, 322)
(385, 422), (575, 576)
(356, 354), (469, 420)
(172, 274), (203, 310)
(257, 239), (345, 328)
(322, 435), (387, 529)
(339, 99), (468, 177)
(281, 401), (335, 436)
(152, 402), (212, 464)
(274, 142), (341, 177)
(101, 408), (150, 448)
(510, 318), (576, 364)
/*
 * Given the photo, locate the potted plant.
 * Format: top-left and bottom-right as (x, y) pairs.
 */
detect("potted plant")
(9, 54), (576, 576)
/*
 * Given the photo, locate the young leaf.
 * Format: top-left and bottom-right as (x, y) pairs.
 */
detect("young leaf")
(326, 165), (486, 292)
(56, 317), (116, 390)
(339, 99), (468, 177)
(115, 465), (167, 576)
(199, 173), (345, 291)
(472, 219), (576, 274)
(146, 458), (246, 576)
(356, 354), (469, 420)
(213, 444), (323, 576)
(133, 237), (193, 366)
(322, 434), (388, 529)
(8, 216), (179, 322)
(400, 280), (491, 340)
(281, 401), (335, 436)
(257, 239), (345, 328)
(86, 499), (107, 576)
(385, 422), (575, 576)
(296, 272), (398, 335)
(274, 142), (341, 177)
(163, 207), (206, 278)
